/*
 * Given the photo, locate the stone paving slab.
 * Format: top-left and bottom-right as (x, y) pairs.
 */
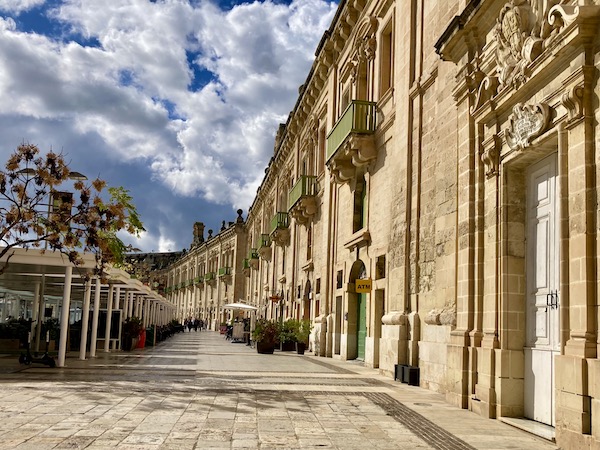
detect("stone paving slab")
(0, 331), (558, 449)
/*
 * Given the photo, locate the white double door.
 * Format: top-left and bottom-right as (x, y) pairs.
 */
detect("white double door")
(524, 153), (560, 426)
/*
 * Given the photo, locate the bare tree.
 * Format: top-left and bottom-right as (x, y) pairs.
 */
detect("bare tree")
(0, 143), (144, 276)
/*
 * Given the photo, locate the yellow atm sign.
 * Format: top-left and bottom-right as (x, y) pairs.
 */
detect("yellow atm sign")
(356, 278), (372, 293)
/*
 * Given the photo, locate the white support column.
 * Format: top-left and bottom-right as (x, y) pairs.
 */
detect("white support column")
(113, 286), (121, 350)
(90, 278), (101, 358)
(31, 282), (40, 336)
(114, 286), (121, 310)
(79, 279), (92, 360)
(135, 296), (141, 318)
(104, 284), (114, 352)
(57, 266), (73, 368)
(128, 292), (134, 317)
(144, 299), (150, 327)
(123, 291), (129, 319)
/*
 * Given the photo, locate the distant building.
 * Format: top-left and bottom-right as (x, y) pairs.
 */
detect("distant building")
(163, 212), (247, 328)
(125, 251), (182, 295)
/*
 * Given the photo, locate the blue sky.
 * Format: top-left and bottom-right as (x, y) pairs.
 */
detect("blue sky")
(0, 0), (336, 252)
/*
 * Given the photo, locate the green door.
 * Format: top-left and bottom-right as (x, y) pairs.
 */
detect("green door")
(357, 293), (367, 360)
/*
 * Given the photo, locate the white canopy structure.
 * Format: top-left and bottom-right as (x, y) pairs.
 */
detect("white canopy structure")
(222, 302), (258, 311)
(0, 247), (173, 367)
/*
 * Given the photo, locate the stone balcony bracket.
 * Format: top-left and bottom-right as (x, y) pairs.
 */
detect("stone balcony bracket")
(329, 134), (377, 185)
(289, 197), (318, 225)
(258, 246), (272, 262)
(271, 228), (290, 247)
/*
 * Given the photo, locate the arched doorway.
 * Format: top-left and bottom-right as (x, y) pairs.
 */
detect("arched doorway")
(303, 280), (311, 320)
(349, 260), (367, 360)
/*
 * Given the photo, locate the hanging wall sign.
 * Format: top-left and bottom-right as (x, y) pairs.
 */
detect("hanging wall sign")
(356, 278), (372, 293)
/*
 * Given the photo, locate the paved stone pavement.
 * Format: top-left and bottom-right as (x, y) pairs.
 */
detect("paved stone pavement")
(0, 331), (558, 449)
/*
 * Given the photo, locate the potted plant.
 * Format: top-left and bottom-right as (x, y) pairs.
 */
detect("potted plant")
(279, 319), (298, 351)
(122, 317), (143, 351)
(41, 318), (59, 351)
(294, 319), (313, 355)
(252, 319), (279, 354)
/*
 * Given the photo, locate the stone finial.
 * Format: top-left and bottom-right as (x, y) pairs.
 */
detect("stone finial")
(208, 229), (213, 239)
(237, 209), (244, 223)
(221, 220), (226, 231)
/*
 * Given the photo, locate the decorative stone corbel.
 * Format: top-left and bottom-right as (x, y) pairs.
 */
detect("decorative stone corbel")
(561, 84), (584, 123)
(471, 76), (499, 114)
(480, 134), (501, 179)
(505, 102), (551, 151)
(329, 159), (355, 184)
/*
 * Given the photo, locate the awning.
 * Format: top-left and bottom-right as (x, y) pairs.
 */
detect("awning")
(223, 302), (258, 311)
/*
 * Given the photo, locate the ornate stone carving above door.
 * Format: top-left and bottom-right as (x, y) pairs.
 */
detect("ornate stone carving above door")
(495, 0), (543, 87)
(505, 102), (550, 151)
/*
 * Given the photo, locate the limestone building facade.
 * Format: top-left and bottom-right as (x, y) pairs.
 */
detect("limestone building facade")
(165, 212), (247, 329)
(163, 0), (600, 447)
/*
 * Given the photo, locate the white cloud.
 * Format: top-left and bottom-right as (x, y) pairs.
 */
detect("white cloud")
(0, 0), (45, 14)
(128, 229), (176, 254)
(0, 0), (336, 250)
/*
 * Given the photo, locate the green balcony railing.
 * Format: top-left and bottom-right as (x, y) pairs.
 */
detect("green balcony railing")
(248, 248), (259, 259)
(326, 100), (377, 161)
(218, 267), (231, 277)
(243, 258), (250, 270)
(187, 279), (193, 286)
(259, 234), (271, 248)
(270, 212), (289, 234)
(205, 272), (216, 281)
(194, 276), (203, 285)
(288, 175), (317, 210)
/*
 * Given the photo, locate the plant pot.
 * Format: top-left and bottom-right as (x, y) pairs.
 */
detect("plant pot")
(123, 335), (139, 351)
(280, 341), (295, 352)
(296, 342), (306, 355)
(256, 341), (275, 354)
(136, 329), (146, 349)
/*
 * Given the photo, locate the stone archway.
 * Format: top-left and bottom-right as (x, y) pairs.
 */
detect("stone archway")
(346, 260), (367, 360)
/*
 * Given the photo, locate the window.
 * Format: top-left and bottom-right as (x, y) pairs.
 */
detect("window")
(316, 278), (321, 294)
(380, 20), (394, 95)
(307, 226), (313, 260)
(340, 87), (350, 116)
(376, 255), (386, 280)
(353, 174), (367, 233)
(336, 270), (343, 289)
(317, 126), (326, 175)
